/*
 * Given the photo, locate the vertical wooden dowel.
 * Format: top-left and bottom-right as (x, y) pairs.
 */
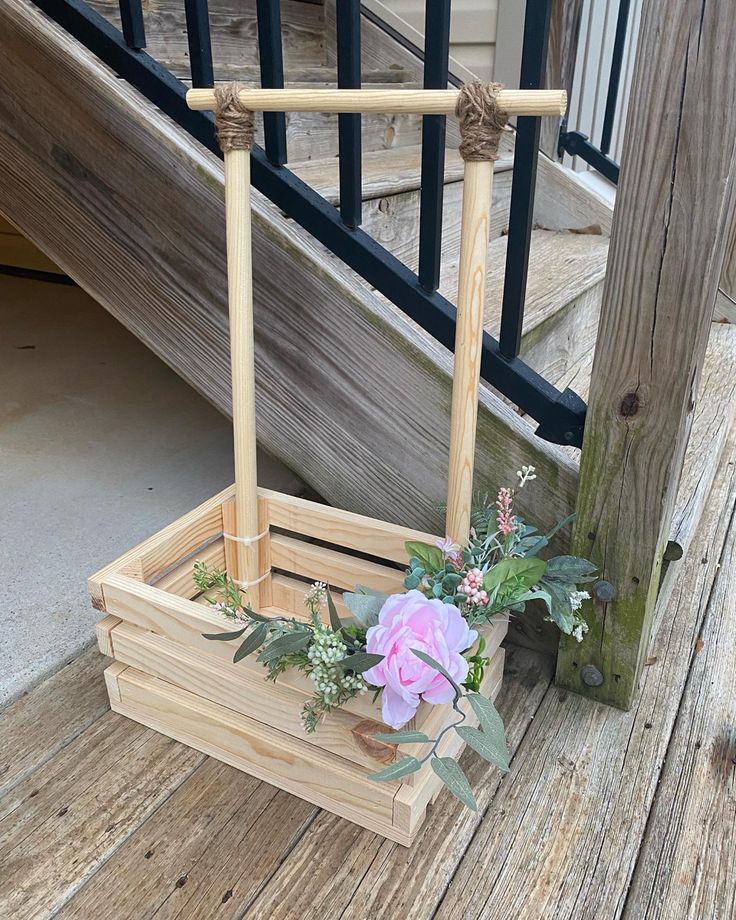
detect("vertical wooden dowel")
(446, 159), (494, 545)
(224, 147), (260, 610)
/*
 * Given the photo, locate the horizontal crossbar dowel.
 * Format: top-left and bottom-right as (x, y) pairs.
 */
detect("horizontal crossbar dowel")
(187, 87), (567, 116)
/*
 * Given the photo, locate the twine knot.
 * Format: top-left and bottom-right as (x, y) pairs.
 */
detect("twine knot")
(455, 82), (509, 162)
(214, 82), (255, 153)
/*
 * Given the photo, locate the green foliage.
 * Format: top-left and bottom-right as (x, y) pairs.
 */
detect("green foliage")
(431, 757), (477, 811)
(371, 730), (430, 744)
(368, 757), (422, 782)
(405, 541), (443, 572)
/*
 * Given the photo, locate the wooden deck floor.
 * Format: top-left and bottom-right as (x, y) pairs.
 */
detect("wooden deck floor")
(2, 434), (735, 919)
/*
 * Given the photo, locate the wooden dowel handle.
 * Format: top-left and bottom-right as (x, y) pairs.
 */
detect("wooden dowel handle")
(223, 148), (261, 610)
(188, 87), (567, 117)
(446, 160), (494, 546)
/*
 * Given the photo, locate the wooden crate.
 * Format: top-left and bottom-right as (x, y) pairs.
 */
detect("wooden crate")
(92, 486), (507, 846)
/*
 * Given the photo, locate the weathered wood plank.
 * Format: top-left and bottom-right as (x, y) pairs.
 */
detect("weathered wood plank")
(0, 710), (203, 919)
(624, 508), (736, 919)
(540, 0), (584, 159)
(0, 647), (109, 797)
(54, 760), (315, 920)
(429, 431), (736, 920)
(0, 0), (577, 543)
(244, 645), (555, 919)
(557, 0), (736, 707)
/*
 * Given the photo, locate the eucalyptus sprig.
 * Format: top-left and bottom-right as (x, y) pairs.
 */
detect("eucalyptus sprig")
(368, 649), (509, 811)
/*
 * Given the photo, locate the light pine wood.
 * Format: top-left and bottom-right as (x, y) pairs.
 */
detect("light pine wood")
(446, 160), (493, 544)
(94, 614), (120, 657)
(556, 0), (736, 708)
(187, 87), (567, 116)
(223, 147), (261, 609)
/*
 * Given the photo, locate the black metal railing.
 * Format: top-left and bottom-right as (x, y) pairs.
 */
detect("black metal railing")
(558, 0), (631, 184)
(32, 0), (587, 447)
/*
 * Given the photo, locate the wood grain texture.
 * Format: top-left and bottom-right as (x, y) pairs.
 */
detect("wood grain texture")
(243, 646), (555, 919)
(447, 160), (493, 544)
(0, 709), (203, 919)
(0, 647), (109, 797)
(557, 0), (736, 707)
(540, 0), (584, 158)
(0, 0), (577, 542)
(431, 429), (736, 920)
(223, 148), (261, 607)
(624, 506), (736, 919)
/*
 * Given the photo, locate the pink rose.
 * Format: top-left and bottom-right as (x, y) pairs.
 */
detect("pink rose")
(364, 590), (478, 729)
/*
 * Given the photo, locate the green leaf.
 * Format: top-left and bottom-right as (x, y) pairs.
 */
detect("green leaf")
(431, 757), (477, 811)
(410, 649), (462, 698)
(544, 555), (597, 583)
(337, 652), (384, 674)
(483, 556), (547, 594)
(233, 622), (269, 662)
(516, 589), (553, 614)
(455, 725), (509, 772)
(326, 590), (343, 633)
(442, 573), (462, 591)
(432, 583), (443, 598)
(466, 692), (506, 746)
(404, 540), (443, 573)
(202, 626), (247, 641)
(545, 512), (577, 542)
(257, 632), (311, 662)
(371, 730), (430, 744)
(342, 591), (386, 628)
(539, 578), (575, 633)
(404, 574), (421, 590)
(368, 756), (422, 782)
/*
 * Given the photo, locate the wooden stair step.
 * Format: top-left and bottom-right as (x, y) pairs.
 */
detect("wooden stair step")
(289, 145), (513, 205)
(178, 65), (412, 84)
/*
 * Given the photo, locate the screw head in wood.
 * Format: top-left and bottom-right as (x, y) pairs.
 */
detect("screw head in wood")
(580, 664), (604, 687)
(592, 579), (616, 602)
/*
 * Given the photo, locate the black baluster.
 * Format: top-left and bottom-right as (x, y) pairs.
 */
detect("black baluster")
(336, 0), (362, 228)
(118, 0), (145, 50)
(600, 0), (631, 156)
(256, 0), (287, 166)
(499, 0), (553, 360)
(184, 0), (214, 88)
(418, 0), (451, 292)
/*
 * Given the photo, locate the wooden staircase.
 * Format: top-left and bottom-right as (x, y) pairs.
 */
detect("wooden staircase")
(3, 0), (735, 664)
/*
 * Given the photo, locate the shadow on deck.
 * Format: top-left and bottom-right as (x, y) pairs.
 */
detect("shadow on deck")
(2, 432), (735, 919)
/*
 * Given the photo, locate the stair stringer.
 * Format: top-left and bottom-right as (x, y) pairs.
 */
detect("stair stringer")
(0, 0), (579, 543)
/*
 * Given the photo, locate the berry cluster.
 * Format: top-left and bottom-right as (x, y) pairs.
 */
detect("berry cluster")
(307, 625), (366, 706)
(458, 567), (489, 606)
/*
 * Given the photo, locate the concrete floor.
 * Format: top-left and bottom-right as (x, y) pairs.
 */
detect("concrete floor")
(0, 274), (301, 707)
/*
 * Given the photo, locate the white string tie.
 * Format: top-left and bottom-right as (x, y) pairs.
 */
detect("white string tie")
(222, 527), (270, 546)
(232, 570), (272, 589)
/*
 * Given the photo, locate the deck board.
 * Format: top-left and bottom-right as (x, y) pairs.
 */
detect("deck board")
(2, 434), (736, 917)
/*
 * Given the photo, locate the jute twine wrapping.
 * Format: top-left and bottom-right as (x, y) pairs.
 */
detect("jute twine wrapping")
(455, 81), (509, 162)
(214, 83), (255, 152)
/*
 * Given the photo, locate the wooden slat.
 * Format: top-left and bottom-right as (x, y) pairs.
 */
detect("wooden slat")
(94, 614), (121, 657)
(557, 0), (736, 707)
(540, 0), (584, 159)
(261, 488), (440, 566)
(0, 709), (203, 919)
(152, 537), (226, 598)
(430, 431), (736, 920)
(113, 668), (403, 836)
(269, 532), (406, 594)
(88, 484), (234, 610)
(46, 759), (313, 920)
(0, 647), (109, 797)
(241, 645), (554, 919)
(623, 504), (736, 918)
(109, 621), (397, 771)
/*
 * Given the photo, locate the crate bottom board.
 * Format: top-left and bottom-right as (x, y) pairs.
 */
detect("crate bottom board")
(105, 659), (504, 847)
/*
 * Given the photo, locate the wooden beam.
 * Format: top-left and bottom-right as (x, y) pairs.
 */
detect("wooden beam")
(540, 0), (584, 159)
(556, 0), (736, 707)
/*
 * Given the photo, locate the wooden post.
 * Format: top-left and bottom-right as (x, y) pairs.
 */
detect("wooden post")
(223, 146), (261, 609)
(539, 0), (584, 159)
(556, 0), (736, 707)
(446, 159), (493, 544)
